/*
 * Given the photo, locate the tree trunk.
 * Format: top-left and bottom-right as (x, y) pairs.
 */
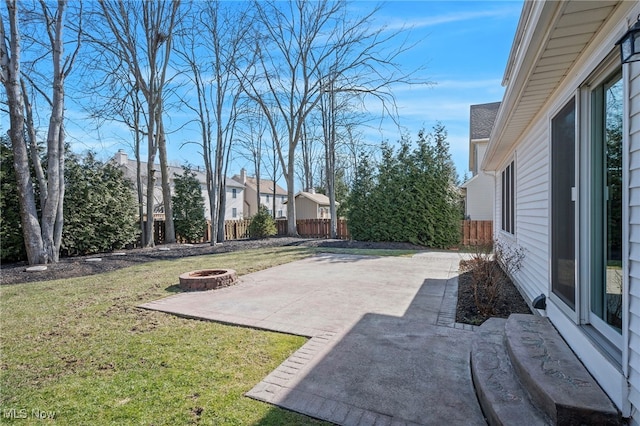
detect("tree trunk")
(40, 12), (67, 263)
(285, 153), (297, 236)
(158, 117), (175, 243)
(132, 91), (146, 246)
(144, 119), (156, 247)
(328, 86), (337, 238)
(217, 182), (225, 243)
(21, 80), (47, 207)
(272, 181), (276, 219)
(6, 67), (45, 263)
(53, 124), (65, 259)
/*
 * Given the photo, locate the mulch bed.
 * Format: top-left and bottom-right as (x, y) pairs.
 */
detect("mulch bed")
(455, 266), (532, 326)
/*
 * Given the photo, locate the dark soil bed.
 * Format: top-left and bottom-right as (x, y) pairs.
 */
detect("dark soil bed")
(455, 266), (532, 326)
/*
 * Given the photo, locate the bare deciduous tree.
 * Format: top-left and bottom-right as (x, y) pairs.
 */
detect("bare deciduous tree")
(176, 1), (252, 244)
(235, 107), (269, 212)
(97, 0), (180, 246)
(243, 0), (416, 236)
(1, 0), (81, 264)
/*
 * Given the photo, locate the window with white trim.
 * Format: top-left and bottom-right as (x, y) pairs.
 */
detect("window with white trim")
(501, 161), (515, 234)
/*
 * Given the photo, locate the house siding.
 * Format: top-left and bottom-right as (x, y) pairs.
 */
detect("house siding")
(495, 119), (549, 303)
(296, 197), (318, 220)
(225, 184), (245, 220)
(464, 141), (495, 220)
(628, 59), (640, 419)
(487, 1), (640, 420)
(464, 173), (494, 220)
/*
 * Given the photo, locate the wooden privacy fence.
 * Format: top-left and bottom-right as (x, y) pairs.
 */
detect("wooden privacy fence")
(276, 219), (350, 240)
(461, 220), (493, 246)
(145, 218), (490, 246)
(149, 220), (250, 244)
(223, 219), (251, 241)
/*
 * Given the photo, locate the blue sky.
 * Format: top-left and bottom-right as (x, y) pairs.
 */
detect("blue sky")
(366, 0), (523, 179)
(3, 1), (523, 186)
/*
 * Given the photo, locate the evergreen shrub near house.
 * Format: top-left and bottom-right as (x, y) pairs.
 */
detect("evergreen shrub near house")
(172, 165), (207, 243)
(248, 205), (277, 239)
(346, 124), (462, 248)
(62, 153), (138, 256)
(0, 139), (27, 262)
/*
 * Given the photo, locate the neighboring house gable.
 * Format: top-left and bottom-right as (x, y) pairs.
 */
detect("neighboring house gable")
(112, 150), (245, 221)
(482, 0), (640, 419)
(460, 102), (499, 220)
(231, 169), (287, 218)
(292, 191), (336, 220)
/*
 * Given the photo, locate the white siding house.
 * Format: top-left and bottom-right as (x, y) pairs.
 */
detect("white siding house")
(483, 1), (640, 421)
(231, 169), (287, 218)
(112, 151), (245, 221)
(461, 102), (500, 220)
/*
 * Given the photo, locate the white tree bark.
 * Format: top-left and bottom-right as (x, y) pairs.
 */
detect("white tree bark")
(0, 0), (45, 264)
(0, 0), (80, 264)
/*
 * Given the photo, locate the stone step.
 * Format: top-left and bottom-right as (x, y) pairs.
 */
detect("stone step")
(505, 314), (622, 425)
(471, 317), (551, 426)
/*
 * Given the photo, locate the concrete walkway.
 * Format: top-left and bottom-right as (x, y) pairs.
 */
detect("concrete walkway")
(140, 252), (486, 425)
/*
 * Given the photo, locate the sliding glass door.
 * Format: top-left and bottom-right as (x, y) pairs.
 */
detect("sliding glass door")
(552, 99), (576, 310)
(590, 71), (623, 338)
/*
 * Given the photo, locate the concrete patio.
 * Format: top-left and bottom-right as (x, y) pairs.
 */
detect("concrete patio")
(140, 251), (486, 425)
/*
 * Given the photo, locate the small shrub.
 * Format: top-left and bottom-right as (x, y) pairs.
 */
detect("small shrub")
(247, 206), (277, 239)
(172, 165), (207, 243)
(460, 241), (525, 317)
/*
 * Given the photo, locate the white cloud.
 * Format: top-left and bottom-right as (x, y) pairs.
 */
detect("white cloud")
(381, 5), (521, 32)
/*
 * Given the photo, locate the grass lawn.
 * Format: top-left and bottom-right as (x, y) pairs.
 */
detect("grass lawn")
(1, 246), (418, 425)
(0, 246), (333, 425)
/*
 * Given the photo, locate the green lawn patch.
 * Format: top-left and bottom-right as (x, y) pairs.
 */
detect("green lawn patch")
(0, 247), (328, 425)
(1, 246), (417, 424)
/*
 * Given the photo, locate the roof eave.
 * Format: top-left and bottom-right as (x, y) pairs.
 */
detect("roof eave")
(483, 0), (560, 171)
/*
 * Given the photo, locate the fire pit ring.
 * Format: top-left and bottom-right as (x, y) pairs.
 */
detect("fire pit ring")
(179, 269), (238, 291)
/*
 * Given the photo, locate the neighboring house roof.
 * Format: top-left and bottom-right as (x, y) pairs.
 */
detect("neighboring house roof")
(483, 1), (622, 170)
(470, 102), (501, 140)
(283, 191), (340, 206)
(224, 178), (245, 188)
(460, 173), (480, 189)
(173, 167), (244, 190)
(112, 150), (244, 190)
(232, 173), (287, 196)
(468, 102), (500, 171)
(294, 191), (336, 206)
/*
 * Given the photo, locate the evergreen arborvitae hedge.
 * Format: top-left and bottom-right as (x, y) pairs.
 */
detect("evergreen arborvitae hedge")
(0, 140), (27, 262)
(172, 166), (207, 243)
(346, 124), (462, 248)
(1, 146), (139, 261)
(62, 153), (139, 256)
